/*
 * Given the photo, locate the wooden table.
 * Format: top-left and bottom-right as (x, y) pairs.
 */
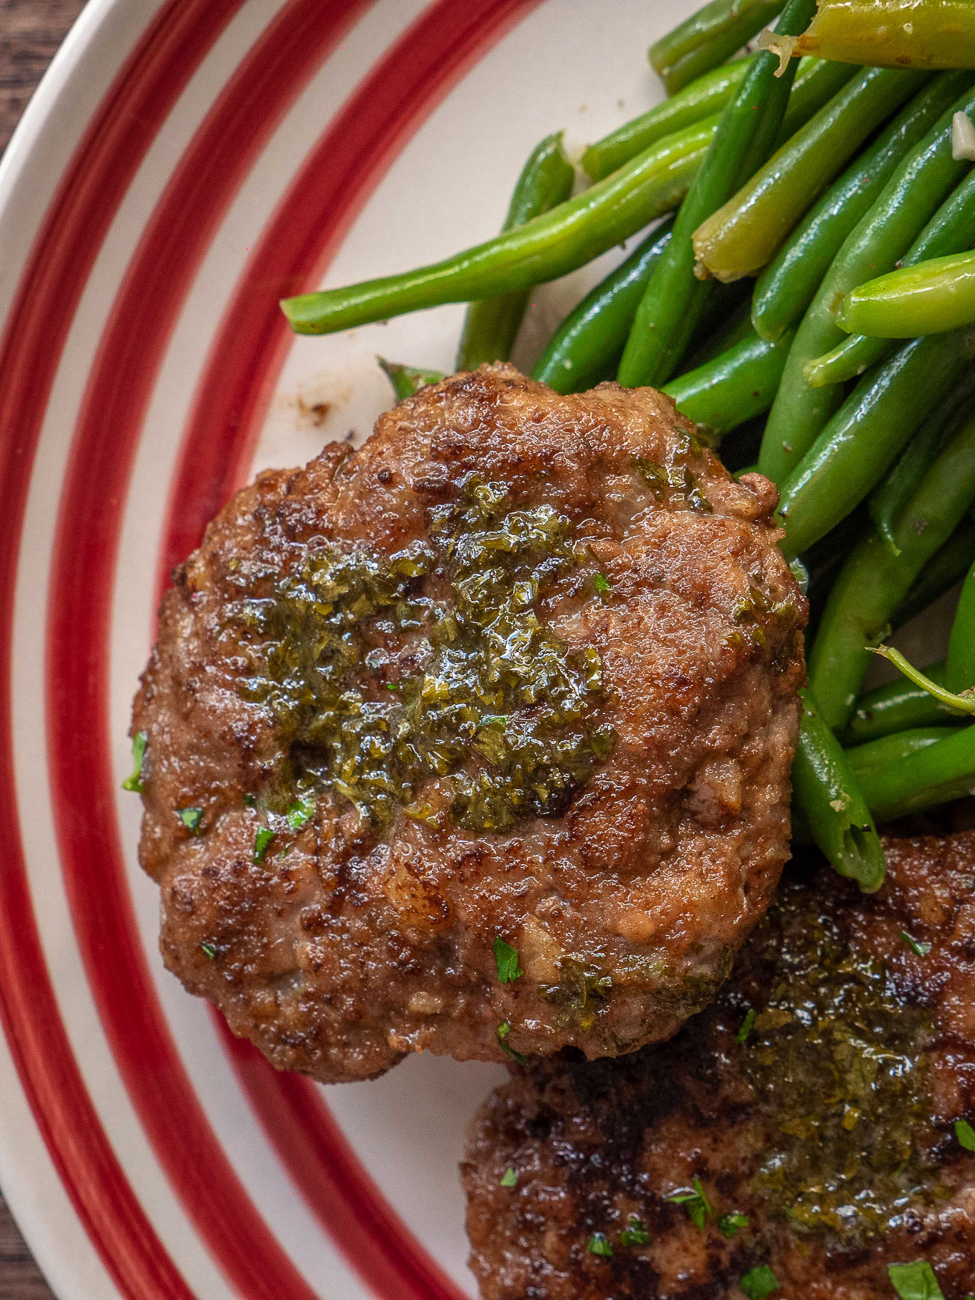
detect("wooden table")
(1, 4), (87, 1291)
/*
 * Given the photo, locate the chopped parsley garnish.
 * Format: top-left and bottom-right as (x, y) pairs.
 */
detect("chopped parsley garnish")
(666, 1177), (712, 1230)
(619, 1216), (650, 1247)
(200, 942), (217, 960)
(887, 1261), (946, 1300)
(496, 1020), (527, 1065)
(500, 1166), (518, 1188)
(253, 827), (275, 863)
(739, 1264), (780, 1298)
(384, 681), (402, 690)
(900, 931), (931, 957)
(122, 731), (147, 793)
(242, 793), (257, 807)
(493, 936), (523, 983)
(717, 1211), (749, 1239)
(592, 573), (612, 594)
(586, 1232), (612, 1258)
(177, 807), (203, 834)
(955, 1117), (975, 1151)
(286, 798), (315, 831)
(735, 1007), (757, 1045)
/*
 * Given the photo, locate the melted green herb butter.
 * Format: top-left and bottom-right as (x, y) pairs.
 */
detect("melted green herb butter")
(741, 894), (937, 1242)
(232, 479), (613, 832)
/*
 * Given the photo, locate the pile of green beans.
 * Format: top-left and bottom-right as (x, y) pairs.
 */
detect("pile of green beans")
(287, 0), (975, 894)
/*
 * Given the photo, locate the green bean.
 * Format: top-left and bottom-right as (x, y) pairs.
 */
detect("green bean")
(791, 687), (887, 892)
(807, 406), (975, 731)
(583, 59), (753, 182)
(790, 0), (975, 71)
(947, 559), (975, 693)
(757, 72), (975, 485)
(531, 220), (674, 393)
(846, 727), (958, 779)
(856, 723), (975, 823)
(778, 329), (973, 560)
(838, 248), (975, 338)
(281, 116), (717, 336)
(660, 328), (794, 436)
(378, 358), (445, 402)
(456, 134), (574, 370)
(893, 514), (975, 629)
(694, 67), (928, 282)
(752, 74), (968, 344)
(841, 662), (967, 746)
(869, 367), (975, 554)
(804, 167), (975, 385)
(648, 0), (785, 95)
(616, 0), (817, 388)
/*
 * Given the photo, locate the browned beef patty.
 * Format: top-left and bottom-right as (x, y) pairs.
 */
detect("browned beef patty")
(462, 833), (975, 1299)
(132, 364), (804, 1084)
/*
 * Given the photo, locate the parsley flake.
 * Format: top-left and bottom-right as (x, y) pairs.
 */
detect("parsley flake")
(122, 731), (147, 793)
(740, 1264), (780, 1298)
(500, 1166), (518, 1188)
(587, 1232), (612, 1258)
(286, 798), (315, 831)
(735, 1007), (757, 1045)
(955, 1118), (975, 1151)
(200, 942), (217, 960)
(243, 793), (257, 807)
(900, 931), (932, 957)
(253, 826), (275, 863)
(593, 573), (612, 594)
(494, 936), (523, 983)
(666, 1177), (712, 1230)
(177, 807), (203, 835)
(888, 1261), (946, 1300)
(496, 1020), (527, 1065)
(717, 1211), (749, 1239)
(620, 1216), (650, 1247)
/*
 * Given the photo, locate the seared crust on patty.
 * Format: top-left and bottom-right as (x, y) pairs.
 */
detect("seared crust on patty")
(132, 364), (805, 1083)
(462, 833), (975, 1299)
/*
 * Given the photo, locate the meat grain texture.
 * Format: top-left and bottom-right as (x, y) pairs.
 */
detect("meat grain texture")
(463, 834), (975, 1299)
(132, 364), (805, 1084)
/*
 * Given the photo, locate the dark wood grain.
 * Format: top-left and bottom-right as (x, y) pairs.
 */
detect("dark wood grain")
(1, 3), (86, 1291)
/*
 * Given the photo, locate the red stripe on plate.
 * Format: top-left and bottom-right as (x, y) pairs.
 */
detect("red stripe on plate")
(45, 2), (377, 1297)
(0, 2), (248, 1295)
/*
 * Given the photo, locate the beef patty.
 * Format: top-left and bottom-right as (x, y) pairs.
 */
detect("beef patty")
(131, 364), (805, 1084)
(463, 833), (975, 1299)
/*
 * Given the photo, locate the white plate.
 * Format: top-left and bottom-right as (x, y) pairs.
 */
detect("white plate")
(0, 1), (698, 1296)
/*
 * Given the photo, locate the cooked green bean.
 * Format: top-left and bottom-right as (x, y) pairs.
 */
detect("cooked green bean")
(457, 134), (574, 370)
(808, 406), (975, 731)
(531, 220), (674, 393)
(804, 167), (975, 384)
(583, 59), (753, 182)
(281, 116), (717, 336)
(378, 358), (445, 402)
(660, 328), (794, 436)
(617, 0), (817, 388)
(842, 662), (966, 746)
(779, 329), (973, 560)
(947, 559), (975, 693)
(869, 366), (975, 554)
(752, 74), (968, 343)
(790, 0), (975, 71)
(694, 67), (928, 282)
(838, 248), (975, 338)
(893, 514), (975, 629)
(856, 723), (975, 823)
(846, 727), (958, 779)
(792, 687), (887, 892)
(648, 0), (785, 95)
(757, 73), (975, 485)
